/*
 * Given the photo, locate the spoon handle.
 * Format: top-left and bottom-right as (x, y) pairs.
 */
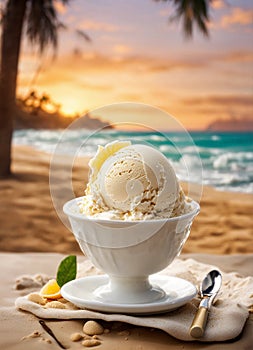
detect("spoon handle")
(39, 320), (67, 349)
(189, 306), (208, 338)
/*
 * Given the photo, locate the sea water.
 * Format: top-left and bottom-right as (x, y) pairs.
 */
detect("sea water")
(13, 129), (253, 194)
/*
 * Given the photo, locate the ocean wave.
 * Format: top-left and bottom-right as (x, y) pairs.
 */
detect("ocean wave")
(182, 145), (221, 156)
(159, 144), (178, 153)
(149, 134), (165, 142)
(211, 135), (221, 141)
(13, 129), (253, 194)
(213, 152), (253, 169)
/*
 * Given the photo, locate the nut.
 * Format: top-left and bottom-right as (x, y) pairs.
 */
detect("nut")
(83, 321), (104, 335)
(70, 332), (83, 342)
(92, 335), (99, 339)
(45, 301), (66, 309)
(82, 339), (101, 347)
(28, 293), (46, 305)
(83, 335), (91, 340)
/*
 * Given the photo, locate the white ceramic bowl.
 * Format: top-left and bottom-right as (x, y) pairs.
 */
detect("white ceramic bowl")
(63, 197), (199, 304)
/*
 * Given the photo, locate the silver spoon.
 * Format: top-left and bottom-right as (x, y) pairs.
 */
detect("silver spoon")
(189, 269), (222, 338)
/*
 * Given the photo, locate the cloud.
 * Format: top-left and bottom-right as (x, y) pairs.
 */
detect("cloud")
(54, 2), (67, 14)
(202, 50), (253, 64)
(221, 51), (253, 63)
(159, 8), (173, 18)
(118, 93), (143, 101)
(146, 59), (205, 72)
(21, 48), (253, 90)
(211, 0), (226, 10)
(178, 94), (253, 127)
(20, 46), (253, 88)
(77, 81), (113, 91)
(113, 45), (132, 55)
(78, 19), (119, 32)
(221, 7), (253, 28)
(178, 50), (253, 66)
(36, 52), (207, 78)
(182, 95), (253, 107)
(18, 49), (253, 129)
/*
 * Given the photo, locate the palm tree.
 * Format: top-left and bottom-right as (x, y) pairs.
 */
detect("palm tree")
(0, 0), (70, 177)
(0, 0), (211, 178)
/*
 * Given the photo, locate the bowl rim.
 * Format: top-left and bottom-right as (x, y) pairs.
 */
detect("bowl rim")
(63, 196), (200, 224)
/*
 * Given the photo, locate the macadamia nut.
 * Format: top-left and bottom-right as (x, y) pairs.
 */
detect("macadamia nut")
(83, 321), (104, 335)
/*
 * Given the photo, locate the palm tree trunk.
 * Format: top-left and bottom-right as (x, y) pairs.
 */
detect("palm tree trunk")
(0, 0), (27, 177)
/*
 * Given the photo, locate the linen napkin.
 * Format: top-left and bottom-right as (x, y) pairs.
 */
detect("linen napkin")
(15, 258), (253, 342)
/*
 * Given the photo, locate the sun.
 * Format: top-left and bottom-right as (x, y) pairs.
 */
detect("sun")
(60, 105), (78, 117)
(57, 96), (84, 117)
(60, 101), (80, 116)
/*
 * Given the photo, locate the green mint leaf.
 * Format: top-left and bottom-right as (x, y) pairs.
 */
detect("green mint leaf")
(56, 255), (77, 287)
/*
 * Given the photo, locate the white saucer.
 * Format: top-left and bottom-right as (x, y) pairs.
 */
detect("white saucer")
(61, 275), (197, 315)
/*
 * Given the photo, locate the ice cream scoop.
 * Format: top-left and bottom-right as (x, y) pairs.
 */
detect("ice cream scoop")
(80, 141), (191, 220)
(98, 143), (179, 212)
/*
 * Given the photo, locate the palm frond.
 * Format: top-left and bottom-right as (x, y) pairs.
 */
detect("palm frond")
(174, 0), (210, 38)
(76, 29), (92, 43)
(25, 0), (60, 52)
(155, 0), (211, 38)
(192, 0), (209, 36)
(57, 21), (68, 30)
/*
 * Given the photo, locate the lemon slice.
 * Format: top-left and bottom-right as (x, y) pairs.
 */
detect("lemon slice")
(88, 140), (131, 183)
(40, 279), (62, 299)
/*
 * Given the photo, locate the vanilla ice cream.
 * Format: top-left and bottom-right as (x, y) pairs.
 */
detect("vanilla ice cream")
(79, 141), (191, 220)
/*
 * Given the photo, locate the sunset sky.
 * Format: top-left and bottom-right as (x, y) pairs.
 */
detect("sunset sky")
(17, 0), (253, 130)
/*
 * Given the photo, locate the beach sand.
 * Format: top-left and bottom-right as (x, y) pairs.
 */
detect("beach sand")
(1, 252), (253, 350)
(0, 145), (252, 255)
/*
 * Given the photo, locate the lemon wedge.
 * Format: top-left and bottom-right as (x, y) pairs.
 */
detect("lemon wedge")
(88, 140), (131, 183)
(40, 279), (62, 299)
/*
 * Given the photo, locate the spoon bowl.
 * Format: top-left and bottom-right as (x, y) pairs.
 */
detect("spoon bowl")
(201, 269), (222, 302)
